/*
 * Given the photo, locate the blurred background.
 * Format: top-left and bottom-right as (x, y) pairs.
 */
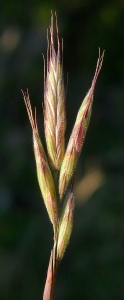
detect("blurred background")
(0, 0), (124, 299)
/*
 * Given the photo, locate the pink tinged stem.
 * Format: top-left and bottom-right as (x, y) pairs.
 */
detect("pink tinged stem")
(43, 241), (58, 300)
(43, 252), (53, 300)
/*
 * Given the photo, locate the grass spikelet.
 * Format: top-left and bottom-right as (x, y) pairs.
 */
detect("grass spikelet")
(57, 191), (74, 261)
(22, 90), (58, 233)
(59, 50), (104, 199)
(44, 12), (66, 170)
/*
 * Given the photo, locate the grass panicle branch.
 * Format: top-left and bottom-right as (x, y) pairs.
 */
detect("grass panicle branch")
(22, 12), (104, 300)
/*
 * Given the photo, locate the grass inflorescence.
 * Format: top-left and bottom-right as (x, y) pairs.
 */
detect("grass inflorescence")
(22, 12), (104, 300)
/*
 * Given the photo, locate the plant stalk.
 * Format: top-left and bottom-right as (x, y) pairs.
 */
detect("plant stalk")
(43, 241), (58, 300)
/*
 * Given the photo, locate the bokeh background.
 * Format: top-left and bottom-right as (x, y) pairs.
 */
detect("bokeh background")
(0, 0), (124, 299)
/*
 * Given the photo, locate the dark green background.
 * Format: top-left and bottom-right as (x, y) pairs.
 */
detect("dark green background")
(0, 0), (124, 299)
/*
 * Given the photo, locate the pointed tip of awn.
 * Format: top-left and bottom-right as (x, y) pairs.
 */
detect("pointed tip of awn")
(22, 89), (38, 132)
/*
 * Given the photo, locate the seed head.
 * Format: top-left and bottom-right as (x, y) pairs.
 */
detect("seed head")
(57, 191), (74, 261)
(44, 13), (66, 170)
(59, 50), (104, 199)
(22, 90), (58, 233)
